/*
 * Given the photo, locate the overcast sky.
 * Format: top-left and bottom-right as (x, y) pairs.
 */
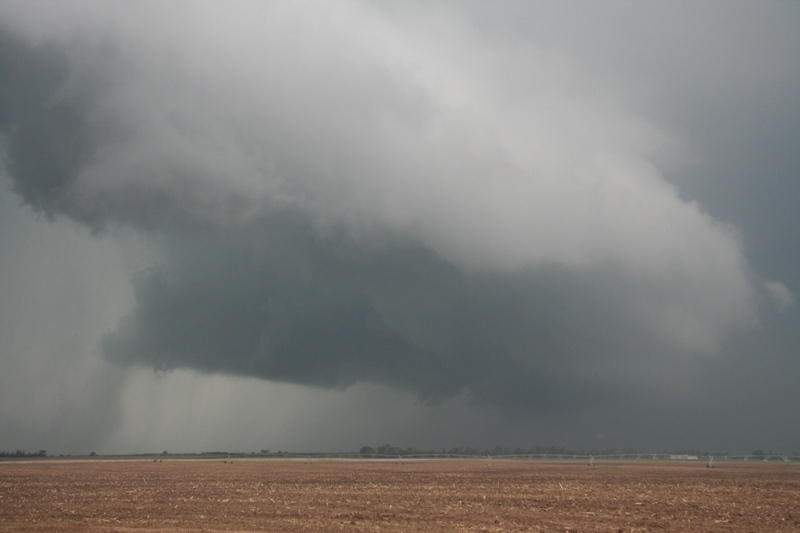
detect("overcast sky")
(1, 1), (798, 456)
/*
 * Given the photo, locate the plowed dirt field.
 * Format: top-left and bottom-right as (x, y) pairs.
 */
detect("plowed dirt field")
(1, 458), (798, 531)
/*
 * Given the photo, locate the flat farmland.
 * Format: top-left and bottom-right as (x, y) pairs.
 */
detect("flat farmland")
(1, 458), (799, 532)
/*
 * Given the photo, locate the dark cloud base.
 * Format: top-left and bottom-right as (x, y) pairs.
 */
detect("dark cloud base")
(102, 211), (622, 413)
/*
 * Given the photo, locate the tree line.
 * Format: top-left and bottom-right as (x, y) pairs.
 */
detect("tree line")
(358, 444), (742, 457)
(0, 450), (47, 457)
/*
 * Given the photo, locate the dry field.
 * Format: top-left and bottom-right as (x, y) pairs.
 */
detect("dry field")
(1, 458), (799, 532)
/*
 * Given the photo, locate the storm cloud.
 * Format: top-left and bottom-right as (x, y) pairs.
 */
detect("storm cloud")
(1, 1), (798, 453)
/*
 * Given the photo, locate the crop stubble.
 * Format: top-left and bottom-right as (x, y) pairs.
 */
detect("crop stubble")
(1, 459), (799, 531)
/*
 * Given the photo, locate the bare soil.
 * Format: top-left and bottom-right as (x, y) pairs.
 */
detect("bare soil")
(1, 458), (799, 531)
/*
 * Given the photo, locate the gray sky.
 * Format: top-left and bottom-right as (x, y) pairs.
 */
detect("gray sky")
(1, 1), (798, 455)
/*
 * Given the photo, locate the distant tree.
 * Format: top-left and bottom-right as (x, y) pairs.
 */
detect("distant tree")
(377, 444), (397, 455)
(261, 449), (270, 455)
(360, 446), (375, 455)
(752, 449), (766, 457)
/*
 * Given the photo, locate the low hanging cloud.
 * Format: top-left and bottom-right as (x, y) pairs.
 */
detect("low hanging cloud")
(0, 1), (779, 416)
